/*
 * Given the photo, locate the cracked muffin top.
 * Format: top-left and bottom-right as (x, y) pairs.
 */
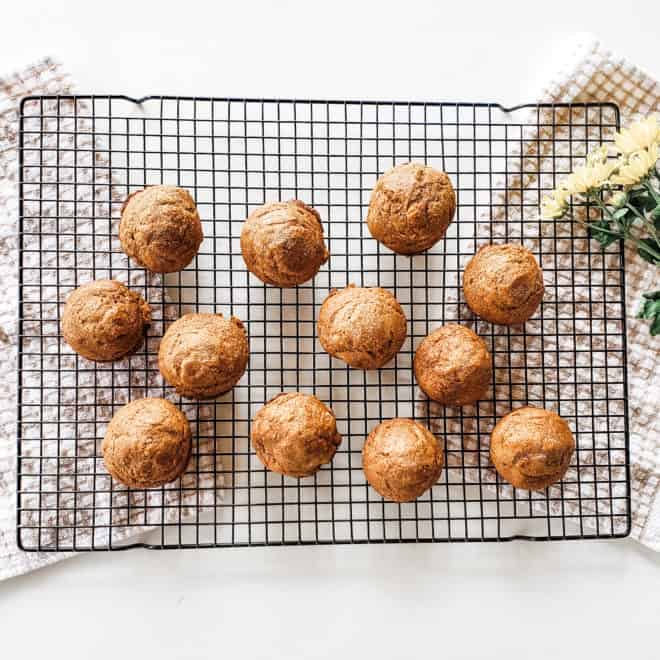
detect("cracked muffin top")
(317, 284), (407, 370)
(490, 406), (575, 491)
(362, 418), (444, 502)
(463, 243), (544, 325)
(102, 397), (192, 489)
(61, 279), (151, 362)
(119, 185), (203, 273)
(158, 312), (248, 399)
(240, 200), (329, 287)
(250, 392), (342, 478)
(367, 162), (456, 254)
(414, 323), (492, 407)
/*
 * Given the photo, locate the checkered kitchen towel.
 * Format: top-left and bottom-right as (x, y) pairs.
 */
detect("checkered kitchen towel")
(0, 59), (218, 581)
(419, 34), (660, 548)
(422, 34), (659, 548)
(2, 37), (660, 581)
(523, 34), (660, 549)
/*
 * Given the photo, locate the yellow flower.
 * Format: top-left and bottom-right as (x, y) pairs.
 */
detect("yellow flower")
(613, 115), (660, 155)
(610, 143), (659, 186)
(541, 187), (569, 219)
(586, 145), (610, 165)
(564, 160), (617, 195)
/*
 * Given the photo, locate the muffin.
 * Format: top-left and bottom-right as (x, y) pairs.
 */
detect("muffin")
(158, 313), (249, 399)
(240, 200), (329, 287)
(366, 162), (456, 254)
(119, 185), (203, 273)
(463, 243), (544, 325)
(250, 392), (342, 478)
(414, 323), (492, 406)
(362, 418), (444, 502)
(102, 398), (192, 489)
(490, 406), (575, 490)
(61, 279), (151, 362)
(317, 285), (407, 369)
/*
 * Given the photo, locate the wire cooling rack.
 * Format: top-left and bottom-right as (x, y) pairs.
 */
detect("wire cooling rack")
(17, 97), (631, 550)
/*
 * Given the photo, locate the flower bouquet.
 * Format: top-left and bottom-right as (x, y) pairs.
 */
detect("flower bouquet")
(541, 116), (660, 335)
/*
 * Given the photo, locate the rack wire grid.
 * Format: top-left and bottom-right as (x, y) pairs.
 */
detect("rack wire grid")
(17, 96), (631, 551)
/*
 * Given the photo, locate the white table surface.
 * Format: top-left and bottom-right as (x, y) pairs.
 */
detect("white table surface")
(2, 2), (660, 658)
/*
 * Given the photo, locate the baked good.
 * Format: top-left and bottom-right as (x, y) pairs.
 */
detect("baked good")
(61, 279), (151, 362)
(366, 162), (456, 254)
(102, 398), (192, 489)
(250, 392), (342, 477)
(158, 313), (248, 399)
(119, 185), (203, 273)
(362, 418), (444, 502)
(317, 285), (407, 369)
(414, 323), (491, 406)
(463, 243), (544, 325)
(240, 200), (329, 287)
(490, 406), (575, 490)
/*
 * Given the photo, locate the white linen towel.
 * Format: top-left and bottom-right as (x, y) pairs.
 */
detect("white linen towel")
(1, 36), (659, 580)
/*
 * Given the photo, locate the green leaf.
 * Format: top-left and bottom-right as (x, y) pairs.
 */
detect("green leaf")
(589, 220), (621, 248)
(639, 289), (660, 303)
(637, 290), (660, 336)
(610, 206), (636, 231)
(637, 291), (660, 319)
(652, 315), (660, 336)
(631, 194), (657, 213)
(637, 238), (660, 265)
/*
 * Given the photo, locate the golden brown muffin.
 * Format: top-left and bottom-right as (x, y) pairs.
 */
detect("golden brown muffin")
(463, 243), (544, 325)
(119, 185), (203, 273)
(61, 279), (151, 362)
(414, 323), (492, 406)
(362, 418), (444, 502)
(366, 162), (456, 255)
(158, 313), (249, 399)
(250, 392), (342, 478)
(490, 406), (575, 490)
(102, 398), (192, 489)
(240, 200), (329, 287)
(317, 284), (407, 369)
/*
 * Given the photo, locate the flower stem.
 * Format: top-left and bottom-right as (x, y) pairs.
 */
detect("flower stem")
(577, 219), (622, 237)
(592, 195), (626, 231)
(625, 202), (660, 245)
(634, 239), (660, 262)
(586, 193), (660, 260)
(572, 211), (660, 262)
(643, 179), (660, 204)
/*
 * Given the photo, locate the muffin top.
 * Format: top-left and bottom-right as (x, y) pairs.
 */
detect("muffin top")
(119, 185), (203, 273)
(240, 200), (329, 287)
(102, 397), (192, 489)
(490, 406), (575, 491)
(250, 392), (342, 478)
(362, 418), (444, 502)
(317, 284), (407, 369)
(61, 279), (151, 362)
(414, 323), (492, 406)
(367, 162), (456, 254)
(463, 243), (544, 325)
(158, 313), (249, 399)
